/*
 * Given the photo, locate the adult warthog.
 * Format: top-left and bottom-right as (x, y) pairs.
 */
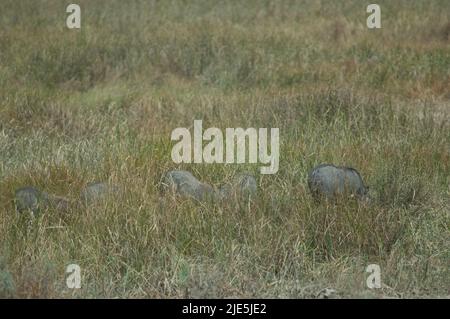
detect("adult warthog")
(307, 164), (369, 201)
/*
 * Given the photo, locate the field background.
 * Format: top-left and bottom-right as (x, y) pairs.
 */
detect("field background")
(0, 0), (449, 298)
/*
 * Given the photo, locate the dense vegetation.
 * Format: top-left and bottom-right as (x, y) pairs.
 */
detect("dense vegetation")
(0, 0), (448, 298)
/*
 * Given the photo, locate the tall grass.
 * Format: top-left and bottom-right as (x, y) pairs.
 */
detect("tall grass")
(0, 0), (449, 298)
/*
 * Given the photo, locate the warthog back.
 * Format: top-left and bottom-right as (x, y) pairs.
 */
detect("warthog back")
(15, 186), (72, 214)
(307, 164), (368, 201)
(163, 170), (215, 202)
(14, 187), (42, 213)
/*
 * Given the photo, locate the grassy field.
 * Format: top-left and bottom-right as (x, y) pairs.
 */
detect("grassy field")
(0, 0), (449, 298)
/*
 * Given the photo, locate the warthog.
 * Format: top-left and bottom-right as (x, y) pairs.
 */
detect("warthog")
(14, 186), (70, 214)
(162, 170), (216, 202)
(14, 187), (41, 213)
(15, 181), (120, 214)
(307, 164), (369, 201)
(162, 170), (258, 203)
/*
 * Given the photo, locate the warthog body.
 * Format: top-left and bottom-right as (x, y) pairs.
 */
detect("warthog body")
(15, 186), (70, 213)
(162, 170), (215, 202)
(14, 181), (119, 215)
(162, 170), (258, 203)
(14, 187), (41, 213)
(307, 164), (368, 201)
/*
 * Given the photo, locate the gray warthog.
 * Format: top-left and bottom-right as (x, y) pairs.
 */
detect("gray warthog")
(14, 186), (71, 214)
(162, 170), (216, 202)
(307, 164), (369, 201)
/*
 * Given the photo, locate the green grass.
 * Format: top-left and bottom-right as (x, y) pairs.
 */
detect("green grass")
(0, 0), (449, 298)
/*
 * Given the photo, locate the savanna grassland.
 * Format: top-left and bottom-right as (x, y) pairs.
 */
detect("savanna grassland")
(0, 0), (449, 298)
